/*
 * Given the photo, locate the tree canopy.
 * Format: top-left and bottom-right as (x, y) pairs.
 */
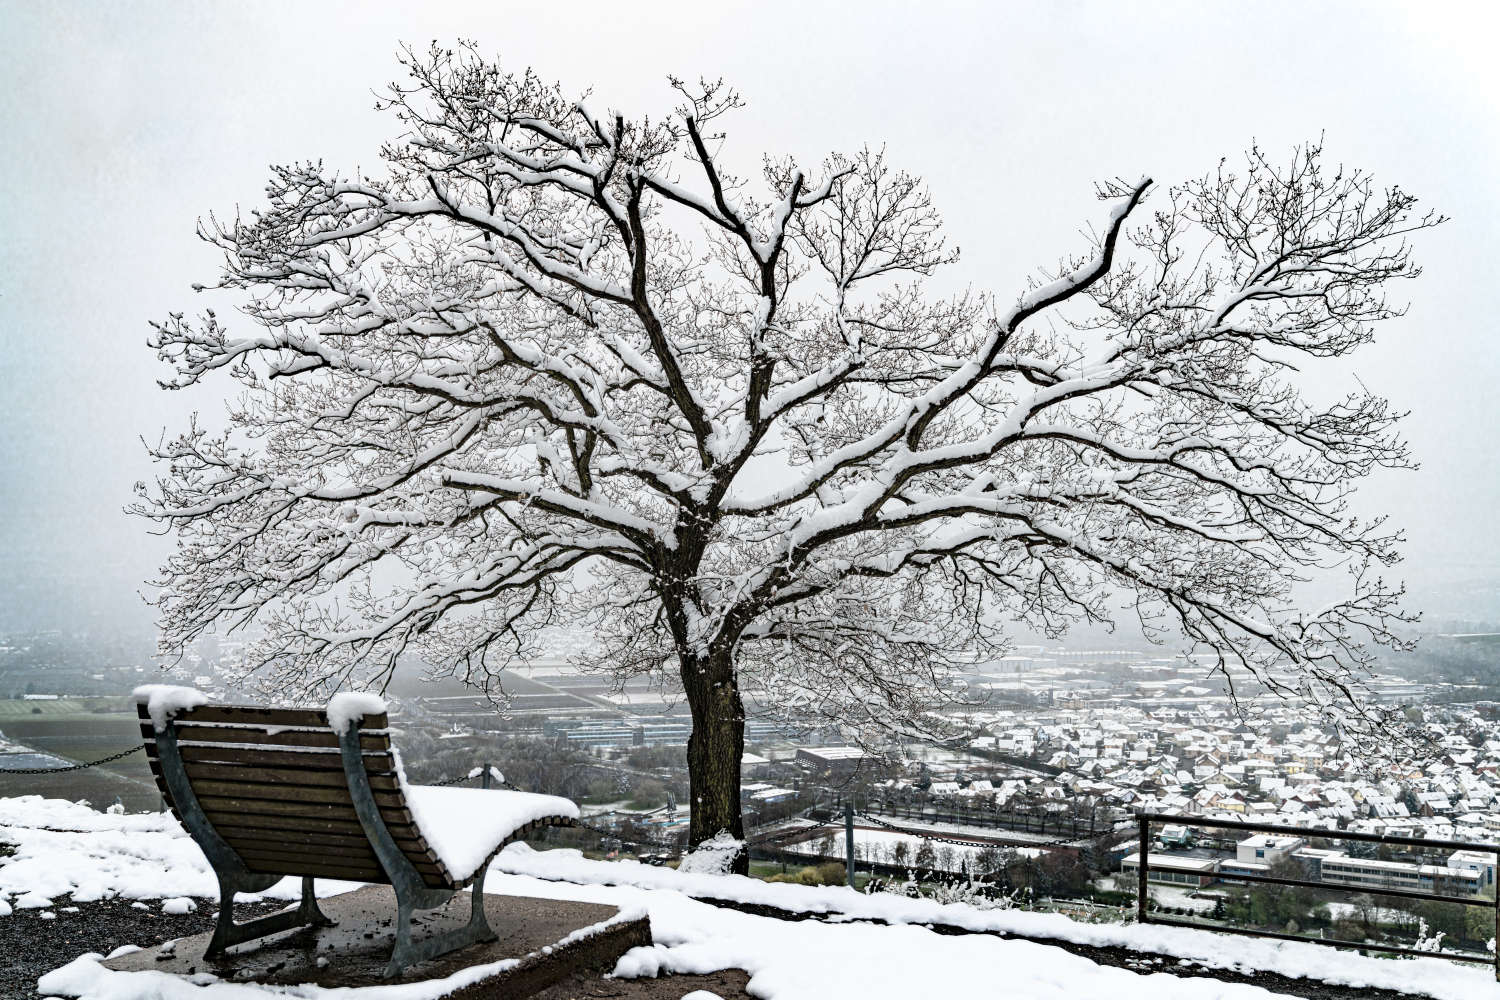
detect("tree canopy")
(139, 43), (1440, 849)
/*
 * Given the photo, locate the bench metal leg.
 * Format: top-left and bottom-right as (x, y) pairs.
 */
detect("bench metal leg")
(154, 724), (336, 960)
(297, 876), (336, 927)
(206, 874), (335, 959)
(335, 720), (499, 977)
(384, 865), (497, 978)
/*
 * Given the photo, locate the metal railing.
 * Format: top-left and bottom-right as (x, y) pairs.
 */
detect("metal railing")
(1134, 812), (1500, 979)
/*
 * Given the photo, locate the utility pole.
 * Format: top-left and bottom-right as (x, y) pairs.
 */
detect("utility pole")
(845, 802), (856, 888)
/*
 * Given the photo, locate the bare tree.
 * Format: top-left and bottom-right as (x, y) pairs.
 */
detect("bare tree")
(138, 43), (1439, 868)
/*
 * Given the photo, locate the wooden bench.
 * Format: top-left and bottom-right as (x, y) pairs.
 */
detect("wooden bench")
(135, 687), (579, 976)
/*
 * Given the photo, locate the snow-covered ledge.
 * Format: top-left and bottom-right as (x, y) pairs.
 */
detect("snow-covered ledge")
(131, 685), (210, 732)
(326, 691), (388, 733)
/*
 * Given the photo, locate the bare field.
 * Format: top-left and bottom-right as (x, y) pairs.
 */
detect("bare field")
(0, 696), (134, 718)
(0, 707), (160, 813)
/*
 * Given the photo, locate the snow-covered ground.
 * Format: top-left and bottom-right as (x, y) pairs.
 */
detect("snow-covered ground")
(495, 846), (1497, 1000)
(1324, 901), (1412, 923)
(0, 797), (360, 907)
(781, 826), (1041, 868)
(1094, 876), (1224, 915)
(5, 796), (1499, 1000)
(1146, 885), (1222, 914)
(864, 813), (1086, 847)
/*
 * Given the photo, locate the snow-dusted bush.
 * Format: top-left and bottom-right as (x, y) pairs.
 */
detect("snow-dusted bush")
(868, 873), (1021, 912)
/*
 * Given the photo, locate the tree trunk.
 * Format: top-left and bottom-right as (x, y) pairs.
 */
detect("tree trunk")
(680, 645), (747, 874)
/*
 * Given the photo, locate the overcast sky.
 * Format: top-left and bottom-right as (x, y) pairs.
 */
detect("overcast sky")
(2, 0), (1498, 637)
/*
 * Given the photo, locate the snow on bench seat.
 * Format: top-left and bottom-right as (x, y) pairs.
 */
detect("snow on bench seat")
(401, 785), (579, 883)
(325, 691), (580, 883)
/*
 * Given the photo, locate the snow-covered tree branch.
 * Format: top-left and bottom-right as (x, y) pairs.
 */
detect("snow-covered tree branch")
(136, 42), (1441, 866)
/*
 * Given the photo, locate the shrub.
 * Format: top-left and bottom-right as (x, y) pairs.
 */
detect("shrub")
(765, 865), (840, 886)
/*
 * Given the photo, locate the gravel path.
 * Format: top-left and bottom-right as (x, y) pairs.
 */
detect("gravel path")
(528, 969), (753, 999)
(5, 895), (749, 1000)
(3, 895), (284, 999)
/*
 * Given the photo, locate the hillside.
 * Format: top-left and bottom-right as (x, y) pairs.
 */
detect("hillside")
(4, 797), (1498, 1000)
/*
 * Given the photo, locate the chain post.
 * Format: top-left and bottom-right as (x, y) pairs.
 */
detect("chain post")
(844, 802), (856, 888)
(1137, 813), (1149, 925)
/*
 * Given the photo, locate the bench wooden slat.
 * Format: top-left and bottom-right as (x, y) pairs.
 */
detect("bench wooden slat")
(200, 808), (421, 839)
(140, 722), (388, 752)
(193, 793), (419, 825)
(225, 833), (399, 857)
(227, 837), (381, 864)
(223, 832), (443, 876)
(210, 816), (433, 854)
(150, 761), (401, 792)
(190, 705), (388, 729)
(233, 845), (446, 881)
(184, 779), (408, 810)
(161, 743), (396, 773)
(223, 827), (446, 883)
(199, 801), (422, 837)
(225, 832), (387, 861)
(244, 863), (387, 881)
(136, 702), (390, 730)
(237, 852), (389, 882)
(220, 828), (382, 853)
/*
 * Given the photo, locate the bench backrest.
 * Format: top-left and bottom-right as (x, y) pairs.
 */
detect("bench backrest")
(139, 703), (455, 889)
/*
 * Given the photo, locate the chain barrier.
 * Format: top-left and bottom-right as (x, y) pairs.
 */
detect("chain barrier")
(0, 747), (850, 857)
(3, 753), (798, 854)
(858, 810), (1057, 850)
(1, 738), (803, 854)
(0, 745), (144, 775)
(745, 823), (813, 848)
